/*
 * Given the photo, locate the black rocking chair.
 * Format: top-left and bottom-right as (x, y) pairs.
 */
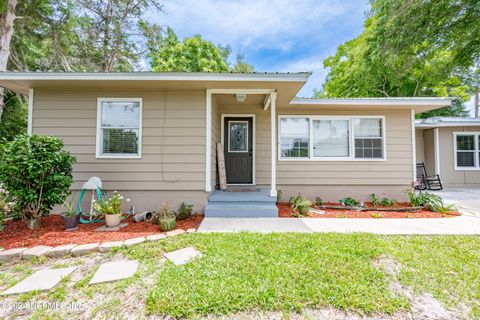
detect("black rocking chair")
(416, 162), (443, 191)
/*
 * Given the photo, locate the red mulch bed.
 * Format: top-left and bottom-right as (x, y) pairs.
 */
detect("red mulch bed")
(0, 214), (203, 250)
(278, 203), (461, 219)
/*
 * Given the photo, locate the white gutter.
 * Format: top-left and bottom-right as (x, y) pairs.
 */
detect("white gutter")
(291, 97), (453, 106)
(0, 72), (311, 83)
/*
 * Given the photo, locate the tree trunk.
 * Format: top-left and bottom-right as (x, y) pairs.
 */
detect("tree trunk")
(475, 88), (479, 118)
(0, 0), (18, 121)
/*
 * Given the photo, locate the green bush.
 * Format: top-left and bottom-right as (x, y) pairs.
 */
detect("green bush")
(0, 135), (76, 229)
(314, 197), (323, 206)
(407, 190), (443, 211)
(156, 203), (176, 231)
(289, 194), (312, 216)
(176, 202), (193, 220)
(380, 198), (398, 207)
(339, 197), (360, 207)
(370, 193), (380, 208)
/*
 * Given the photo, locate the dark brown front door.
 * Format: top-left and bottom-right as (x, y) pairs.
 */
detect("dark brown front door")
(224, 117), (253, 184)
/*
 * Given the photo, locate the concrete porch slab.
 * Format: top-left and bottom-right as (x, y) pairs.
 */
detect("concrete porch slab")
(198, 218), (312, 233)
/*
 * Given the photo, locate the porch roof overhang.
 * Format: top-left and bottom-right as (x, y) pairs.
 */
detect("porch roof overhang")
(415, 117), (480, 129)
(290, 97), (453, 113)
(0, 71), (310, 107)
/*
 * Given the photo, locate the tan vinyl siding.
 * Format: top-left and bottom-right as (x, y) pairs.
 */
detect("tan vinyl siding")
(275, 108), (413, 186)
(211, 95), (219, 188)
(438, 126), (480, 186)
(32, 89), (206, 192)
(415, 128), (425, 164)
(423, 129), (435, 176)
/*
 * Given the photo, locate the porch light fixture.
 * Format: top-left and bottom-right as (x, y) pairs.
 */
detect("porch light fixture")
(236, 93), (247, 103)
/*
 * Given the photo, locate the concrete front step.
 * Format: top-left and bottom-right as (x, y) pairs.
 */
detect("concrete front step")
(205, 204), (278, 218)
(208, 189), (276, 203)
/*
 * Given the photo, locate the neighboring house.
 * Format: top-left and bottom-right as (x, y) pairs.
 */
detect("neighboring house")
(416, 117), (480, 187)
(0, 72), (451, 216)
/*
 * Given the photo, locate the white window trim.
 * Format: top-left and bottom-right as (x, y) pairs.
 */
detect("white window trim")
(227, 120), (249, 153)
(96, 97), (143, 159)
(453, 132), (480, 170)
(278, 115), (387, 162)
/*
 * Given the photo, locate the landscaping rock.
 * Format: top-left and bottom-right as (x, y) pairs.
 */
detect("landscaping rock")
(0, 248), (27, 262)
(186, 228), (196, 233)
(0, 247), (4, 252)
(94, 223), (128, 232)
(70, 243), (99, 256)
(3, 267), (77, 295)
(89, 260), (139, 284)
(164, 246), (202, 265)
(46, 244), (77, 258)
(146, 234), (167, 241)
(166, 229), (185, 237)
(98, 241), (124, 253)
(124, 237), (145, 247)
(22, 245), (52, 260)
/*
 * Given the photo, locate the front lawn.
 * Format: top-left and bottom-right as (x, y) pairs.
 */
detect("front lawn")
(1, 233), (479, 319)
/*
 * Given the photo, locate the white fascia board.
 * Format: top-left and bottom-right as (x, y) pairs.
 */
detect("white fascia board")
(0, 72), (311, 83)
(291, 97), (453, 106)
(415, 122), (480, 128)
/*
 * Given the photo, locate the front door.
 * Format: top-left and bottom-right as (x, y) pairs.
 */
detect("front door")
(224, 117), (253, 184)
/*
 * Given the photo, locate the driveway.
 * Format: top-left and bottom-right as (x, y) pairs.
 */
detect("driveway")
(432, 188), (480, 217)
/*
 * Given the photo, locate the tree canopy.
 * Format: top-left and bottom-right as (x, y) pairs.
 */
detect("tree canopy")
(317, 0), (479, 117)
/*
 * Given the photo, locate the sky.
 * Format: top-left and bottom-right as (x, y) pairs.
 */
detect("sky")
(148, 0), (370, 97)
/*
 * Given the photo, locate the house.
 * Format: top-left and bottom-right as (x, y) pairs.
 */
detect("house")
(416, 117), (480, 187)
(0, 72), (451, 216)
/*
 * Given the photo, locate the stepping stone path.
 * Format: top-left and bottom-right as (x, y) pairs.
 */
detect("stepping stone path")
(94, 223), (129, 232)
(3, 267), (76, 295)
(164, 247), (202, 265)
(89, 260), (139, 284)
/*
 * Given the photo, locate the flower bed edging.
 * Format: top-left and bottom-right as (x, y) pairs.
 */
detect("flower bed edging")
(0, 228), (196, 262)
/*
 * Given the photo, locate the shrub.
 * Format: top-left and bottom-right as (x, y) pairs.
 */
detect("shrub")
(380, 198), (398, 207)
(0, 210), (4, 231)
(314, 197), (323, 206)
(176, 202), (193, 220)
(407, 190), (442, 209)
(0, 135), (75, 229)
(276, 190), (283, 203)
(156, 203), (176, 231)
(289, 194), (312, 215)
(339, 197), (360, 207)
(370, 193), (380, 208)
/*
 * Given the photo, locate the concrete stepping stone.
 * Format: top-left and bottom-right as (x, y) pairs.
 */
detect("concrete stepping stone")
(147, 234), (166, 241)
(98, 241), (124, 253)
(71, 243), (99, 256)
(22, 245), (52, 260)
(46, 244), (77, 258)
(94, 223), (128, 232)
(0, 248), (27, 262)
(164, 247), (202, 266)
(89, 260), (139, 284)
(166, 229), (185, 237)
(124, 237), (145, 247)
(3, 267), (76, 295)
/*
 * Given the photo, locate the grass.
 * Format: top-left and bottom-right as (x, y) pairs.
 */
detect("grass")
(1, 233), (480, 319)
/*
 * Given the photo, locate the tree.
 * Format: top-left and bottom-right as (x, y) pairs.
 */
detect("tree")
(318, 0), (479, 117)
(0, 0), (17, 121)
(0, 135), (75, 229)
(148, 27), (230, 72)
(0, 91), (27, 141)
(233, 53), (254, 73)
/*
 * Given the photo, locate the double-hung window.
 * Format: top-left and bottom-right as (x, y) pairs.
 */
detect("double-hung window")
(454, 133), (480, 169)
(279, 116), (385, 160)
(96, 98), (142, 158)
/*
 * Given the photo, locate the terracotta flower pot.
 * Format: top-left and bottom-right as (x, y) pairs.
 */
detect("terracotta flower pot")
(105, 213), (121, 227)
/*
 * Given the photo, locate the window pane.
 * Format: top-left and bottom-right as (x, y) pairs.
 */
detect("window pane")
(456, 135), (475, 151)
(101, 101), (140, 127)
(280, 118), (309, 158)
(103, 128), (139, 154)
(457, 152), (475, 167)
(229, 121), (248, 152)
(354, 118), (383, 159)
(354, 118), (382, 137)
(313, 120), (349, 157)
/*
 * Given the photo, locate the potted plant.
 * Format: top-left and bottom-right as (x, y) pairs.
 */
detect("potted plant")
(156, 203), (176, 231)
(94, 191), (128, 228)
(60, 196), (79, 231)
(290, 194), (312, 216)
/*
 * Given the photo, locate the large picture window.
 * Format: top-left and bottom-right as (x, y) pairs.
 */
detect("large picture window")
(96, 98), (142, 158)
(279, 116), (385, 160)
(454, 133), (480, 169)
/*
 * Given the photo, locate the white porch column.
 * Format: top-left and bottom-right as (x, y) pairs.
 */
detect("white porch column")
(205, 89), (212, 192)
(434, 127), (440, 175)
(411, 108), (416, 182)
(27, 88), (34, 136)
(270, 92), (277, 197)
